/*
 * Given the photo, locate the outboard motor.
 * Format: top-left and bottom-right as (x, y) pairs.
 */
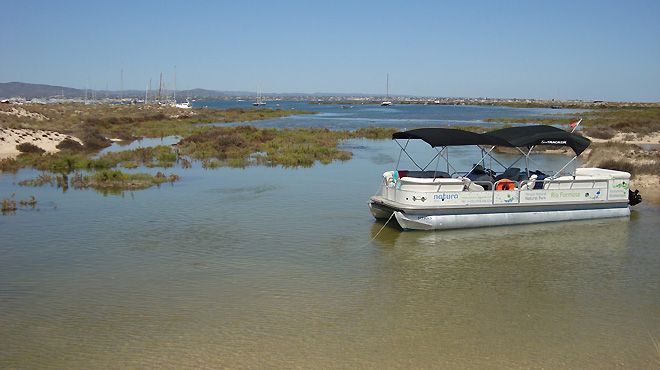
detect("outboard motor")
(629, 189), (642, 206)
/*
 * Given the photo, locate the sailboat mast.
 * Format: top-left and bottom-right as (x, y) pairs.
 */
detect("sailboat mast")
(386, 73), (389, 99)
(174, 65), (177, 102)
(120, 68), (124, 101)
(158, 72), (163, 102)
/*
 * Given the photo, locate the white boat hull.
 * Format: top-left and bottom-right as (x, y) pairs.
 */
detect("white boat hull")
(391, 207), (630, 231)
(369, 167), (635, 231)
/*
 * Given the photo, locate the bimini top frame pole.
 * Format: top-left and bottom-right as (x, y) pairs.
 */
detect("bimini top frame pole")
(391, 125), (591, 178)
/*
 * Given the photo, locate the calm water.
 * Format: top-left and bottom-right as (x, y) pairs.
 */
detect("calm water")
(200, 100), (584, 130)
(1, 108), (659, 368)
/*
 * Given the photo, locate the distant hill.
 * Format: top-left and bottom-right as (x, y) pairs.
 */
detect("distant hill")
(0, 81), (395, 100)
(0, 82), (83, 98)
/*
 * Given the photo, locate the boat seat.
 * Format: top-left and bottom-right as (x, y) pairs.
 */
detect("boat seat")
(399, 177), (465, 192)
(458, 177), (485, 191)
(575, 167), (631, 180)
(520, 174), (538, 190)
(470, 174), (494, 191)
(544, 175), (610, 189)
(397, 170), (451, 179)
(495, 167), (521, 182)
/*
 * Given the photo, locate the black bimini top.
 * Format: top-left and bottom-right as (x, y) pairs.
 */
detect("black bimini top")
(486, 125), (591, 155)
(392, 128), (502, 147)
(392, 125), (591, 155)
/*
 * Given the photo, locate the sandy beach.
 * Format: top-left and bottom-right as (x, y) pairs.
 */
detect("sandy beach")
(586, 132), (660, 145)
(0, 128), (82, 160)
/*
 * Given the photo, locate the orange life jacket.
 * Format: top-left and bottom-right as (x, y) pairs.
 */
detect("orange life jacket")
(495, 179), (516, 191)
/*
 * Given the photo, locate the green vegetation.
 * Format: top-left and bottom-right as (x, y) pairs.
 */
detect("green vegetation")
(5, 126), (396, 172)
(7, 145), (179, 174)
(97, 146), (178, 168)
(483, 116), (572, 125)
(0, 158), (21, 172)
(70, 170), (179, 191)
(177, 126), (397, 167)
(19, 195), (37, 207)
(16, 142), (46, 154)
(484, 107), (660, 140)
(16, 169), (179, 194)
(0, 103), (313, 141)
(56, 138), (84, 150)
(1, 194), (37, 215)
(1, 195), (17, 214)
(585, 142), (660, 177)
(18, 174), (54, 187)
(579, 107), (660, 138)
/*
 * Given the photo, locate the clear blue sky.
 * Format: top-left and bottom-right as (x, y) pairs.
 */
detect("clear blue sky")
(2, 0), (659, 101)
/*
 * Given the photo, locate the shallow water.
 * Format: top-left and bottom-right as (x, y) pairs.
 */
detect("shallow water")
(1, 132), (659, 367)
(201, 100), (584, 130)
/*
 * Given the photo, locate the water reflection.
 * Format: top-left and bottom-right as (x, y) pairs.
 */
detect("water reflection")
(1, 136), (659, 369)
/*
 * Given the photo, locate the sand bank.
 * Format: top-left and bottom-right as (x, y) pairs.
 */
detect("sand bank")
(0, 128), (82, 159)
(586, 131), (660, 145)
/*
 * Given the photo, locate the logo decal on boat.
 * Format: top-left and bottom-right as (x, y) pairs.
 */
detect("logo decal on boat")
(613, 182), (628, 189)
(434, 193), (459, 201)
(585, 190), (602, 200)
(541, 140), (567, 145)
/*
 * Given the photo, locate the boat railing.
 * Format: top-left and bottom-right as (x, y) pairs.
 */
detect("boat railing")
(385, 177), (615, 205)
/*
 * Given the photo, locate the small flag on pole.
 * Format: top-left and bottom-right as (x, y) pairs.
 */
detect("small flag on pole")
(569, 118), (582, 132)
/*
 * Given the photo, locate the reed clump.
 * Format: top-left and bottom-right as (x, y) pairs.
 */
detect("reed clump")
(16, 142), (46, 154)
(70, 169), (180, 191)
(178, 126), (395, 168)
(95, 145), (178, 168)
(1, 103), (312, 142)
(580, 107), (660, 136)
(56, 138), (84, 151)
(79, 127), (112, 150)
(19, 195), (37, 208)
(585, 142), (660, 176)
(18, 174), (54, 187)
(1, 194), (17, 214)
(0, 158), (20, 172)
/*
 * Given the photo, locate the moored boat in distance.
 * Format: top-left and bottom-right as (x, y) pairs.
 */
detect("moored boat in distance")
(175, 99), (192, 109)
(253, 85), (266, 106)
(381, 73), (393, 106)
(369, 125), (642, 231)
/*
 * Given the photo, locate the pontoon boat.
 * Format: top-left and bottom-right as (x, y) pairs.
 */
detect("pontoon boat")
(369, 125), (642, 230)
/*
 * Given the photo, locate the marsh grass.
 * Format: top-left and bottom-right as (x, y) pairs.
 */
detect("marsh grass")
(1, 194), (17, 214)
(10, 144), (180, 174)
(0, 158), (20, 172)
(16, 142), (46, 154)
(19, 195), (37, 208)
(483, 117), (570, 125)
(5, 124), (395, 176)
(56, 138), (84, 150)
(96, 145), (178, 168)
(0, 103), (312, 141)
(585, 142), (660, 176)
(18, 174), (54, 187)
(483, 107), (660, 138)
(579, 107), (660, 136)
(70, 170), (180, 191)
(177, 126), (396, 168)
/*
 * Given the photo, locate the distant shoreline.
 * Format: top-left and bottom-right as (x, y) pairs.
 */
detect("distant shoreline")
(310, 99), (660, 109)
